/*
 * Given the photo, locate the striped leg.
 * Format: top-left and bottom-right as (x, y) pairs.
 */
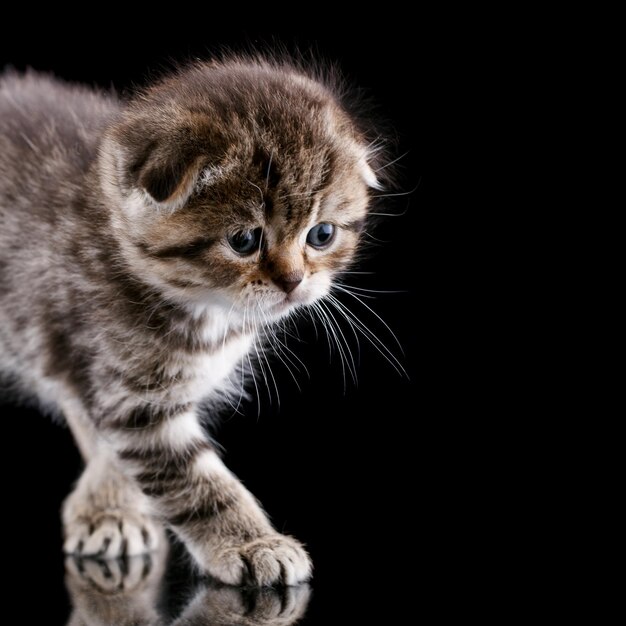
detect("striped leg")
(108, 406), (312, 586)
(62, 398), (163, 559)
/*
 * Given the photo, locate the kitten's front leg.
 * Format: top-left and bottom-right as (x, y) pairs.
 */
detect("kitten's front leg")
(164, 449), (311, 587)
(108, 407), (312, 586)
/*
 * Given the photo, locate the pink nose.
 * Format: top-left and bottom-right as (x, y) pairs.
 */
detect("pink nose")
(274, 271), (303, 294)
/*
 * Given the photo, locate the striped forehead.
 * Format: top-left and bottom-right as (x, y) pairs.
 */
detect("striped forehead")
(266, 191), (318, 238)
(196, 139), (371, 235)
(266, 147), (367, 225)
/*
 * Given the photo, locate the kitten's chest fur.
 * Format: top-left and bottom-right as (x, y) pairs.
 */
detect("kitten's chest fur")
(157, 312), (253, 405)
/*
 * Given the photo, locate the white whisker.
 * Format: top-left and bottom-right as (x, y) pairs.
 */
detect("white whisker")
(325, 294), (361, 363)
(336, 284), (407, 295)
(243, 304), (261, 418)
(373, 150), (409, 173)
(254, 303), (281, 407)
(371, 183), (420, 199)
(318, 299), (358, 386)
(265, 150), (274, 192)
(333, 285), (405, 356)
(324, 291), (407, 378)
(312, 300), (349, 390)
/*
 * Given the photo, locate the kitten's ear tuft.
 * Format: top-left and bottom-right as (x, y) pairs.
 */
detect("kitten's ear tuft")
(360, 161), (383, 190)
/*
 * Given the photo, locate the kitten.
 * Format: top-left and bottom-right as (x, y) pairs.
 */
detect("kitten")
(0, 56), (382, 586)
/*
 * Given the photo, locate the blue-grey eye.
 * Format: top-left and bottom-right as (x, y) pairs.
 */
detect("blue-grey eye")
(228, 228), (262, 255)
(306, 223), (335, 248)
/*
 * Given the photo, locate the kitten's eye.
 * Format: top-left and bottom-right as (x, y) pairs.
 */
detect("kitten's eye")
(306, 223), (335, 249)
(228, 228), (262, 255)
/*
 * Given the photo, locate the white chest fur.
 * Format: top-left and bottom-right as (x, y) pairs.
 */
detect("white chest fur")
(185, 333), (253, 403)
(174, 310), (254, 404)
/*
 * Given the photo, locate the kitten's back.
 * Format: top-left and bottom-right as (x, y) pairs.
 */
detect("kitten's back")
(0, 72), (119, 257)
(0, 73), (119, 403)
(0, 71), (118, 167)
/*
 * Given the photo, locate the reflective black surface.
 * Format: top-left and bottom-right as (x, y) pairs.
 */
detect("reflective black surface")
(65, 545), (311, 625)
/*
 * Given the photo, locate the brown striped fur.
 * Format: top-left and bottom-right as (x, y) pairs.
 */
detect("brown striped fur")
(0, 55), (384, 586)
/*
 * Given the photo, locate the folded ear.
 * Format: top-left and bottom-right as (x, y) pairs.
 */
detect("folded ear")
(99, 115), (223, 214)
(134, 142), (204, 210)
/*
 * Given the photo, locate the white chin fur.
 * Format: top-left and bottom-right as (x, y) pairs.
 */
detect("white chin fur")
(266, 286), (330, 320)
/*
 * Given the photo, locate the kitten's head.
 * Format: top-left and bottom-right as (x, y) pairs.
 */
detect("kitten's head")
(100, 58), (383, 323)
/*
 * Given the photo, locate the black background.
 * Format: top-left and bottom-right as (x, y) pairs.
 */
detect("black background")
(0, 17), (433, 624)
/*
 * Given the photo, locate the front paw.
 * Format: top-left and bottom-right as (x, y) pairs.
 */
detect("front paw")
(65, 553), (157, 593)
(206, 535), (312, 587)
(63, 509), (163, 559)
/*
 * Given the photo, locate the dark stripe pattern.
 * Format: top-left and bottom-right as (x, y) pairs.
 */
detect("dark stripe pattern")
(137, 237), (215, 260)
(346, 217), (366, 233)
(118, 437), (238, 529)
(108, 403), (191, 431)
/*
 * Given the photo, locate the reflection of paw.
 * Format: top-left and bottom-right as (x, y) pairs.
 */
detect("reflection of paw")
(207, 535), (312, 587)
(65, 554), (155, 593)
(64, 510), (162, 558)
(65, 551), (166, 626)
(221, 585), (311, 625)
(174, 584), (311, 626)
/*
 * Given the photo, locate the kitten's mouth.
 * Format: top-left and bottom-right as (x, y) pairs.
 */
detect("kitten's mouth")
(264, 292), (312, 316)
(268, 296), (301, 315)
(270, 298), (291, 312)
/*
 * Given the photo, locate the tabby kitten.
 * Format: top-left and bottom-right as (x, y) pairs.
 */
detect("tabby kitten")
(0, 57), (382, 586)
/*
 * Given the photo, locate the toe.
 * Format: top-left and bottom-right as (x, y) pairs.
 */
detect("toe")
(280, 556), (297, 586)
(289, 543), (313, 584)
(82, 518), (119, 556)
(208, 548), (246, 586)
(140, 521), (160, 551)
(123, 522), (147, 556)
(103, 529), (123, 558)
(64, 522), (90, 555)
(246, 547), (282, 586)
